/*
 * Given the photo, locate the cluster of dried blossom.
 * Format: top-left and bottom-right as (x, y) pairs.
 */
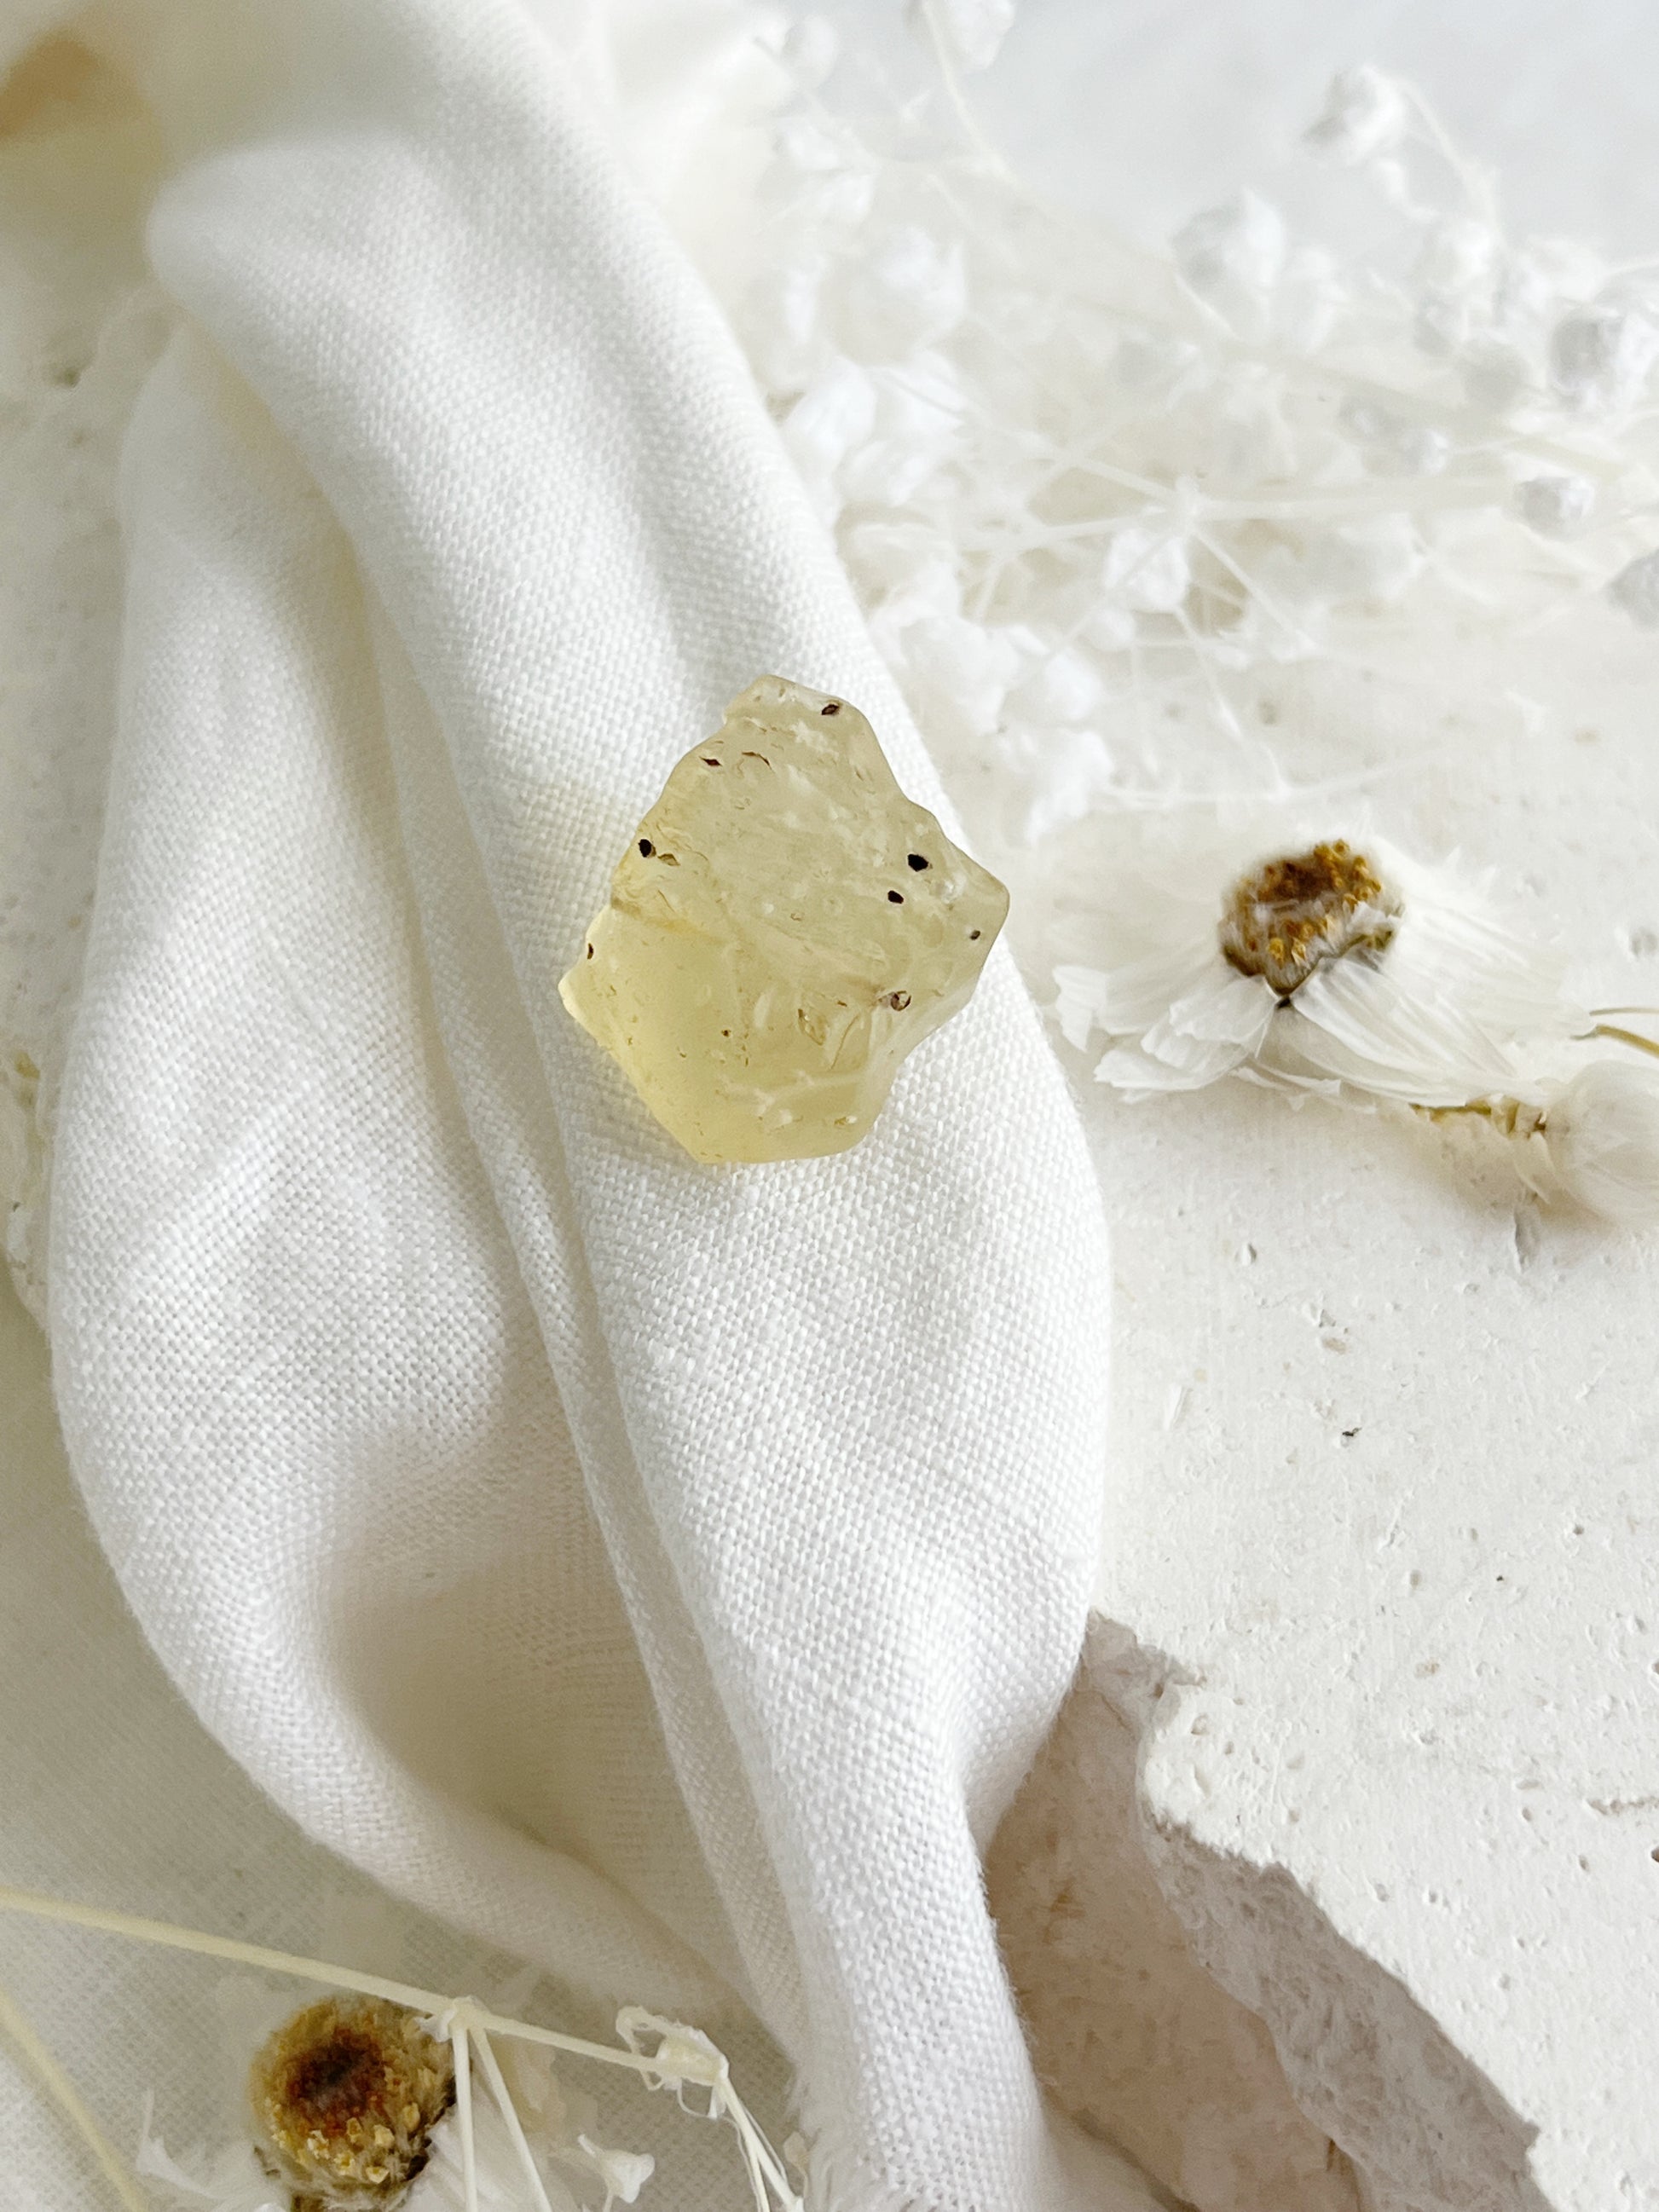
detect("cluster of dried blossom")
(739, 29), (1659, 1221)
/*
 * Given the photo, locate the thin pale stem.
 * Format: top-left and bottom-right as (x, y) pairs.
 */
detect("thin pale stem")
(472, 2027), (556, 2212)
(1171, 602), (1247, 742)
(0, 1886), (706, 2087)
(728, 2094), (802, 2212)
(1593, 1021), (1659, 1062)
(452, 2022), (478, 2212)
(0, 1973), (149, 2212)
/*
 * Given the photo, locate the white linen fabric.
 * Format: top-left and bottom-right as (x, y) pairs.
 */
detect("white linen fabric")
(32, 2), (1112, 2205)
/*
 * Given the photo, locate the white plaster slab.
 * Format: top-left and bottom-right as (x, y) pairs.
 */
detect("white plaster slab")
(1021, 617), (1659, 2211)
(896, 5), (1659, 2196)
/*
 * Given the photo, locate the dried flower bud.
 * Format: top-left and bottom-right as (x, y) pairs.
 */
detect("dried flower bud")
(1172, 193), (1287, 334)
(1608, 547), (1659, 628)
(1304, 66), (1409, 165)
(1539, 1060), (1659, 1225)
(1550, 303), (1659, 414)
(1516, 472), (1595, 539)
(910, 0), (1014, 74)
(249, 1996), (454, 2209)
(1219, 841), (1401, 997)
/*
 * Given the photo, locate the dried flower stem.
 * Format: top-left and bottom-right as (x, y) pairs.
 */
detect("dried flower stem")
(0, 1884), (672, 2082)
(1591, 1019), (1659, 1062)
(1415, 1096), (1517, 1129)
(0, 1972), (149, 2212)
(471, 2028), (556, 2212)
(450, 2017), (478, 2212)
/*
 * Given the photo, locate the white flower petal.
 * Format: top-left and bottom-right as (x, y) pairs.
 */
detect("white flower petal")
(1379, 846), (1576, 1037)
(1089, 939), (1228, 1034)
(1053, 963), (1109, 1051)
(1095, 1028), (1252, 1093)
(1165, 967), (1278, 1048)
(1284, 958), (1518, 1101)
(1133, 986), (1270, 1083)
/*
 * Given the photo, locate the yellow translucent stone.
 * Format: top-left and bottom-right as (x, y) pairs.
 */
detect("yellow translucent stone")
(560, 675), (1009, 1163)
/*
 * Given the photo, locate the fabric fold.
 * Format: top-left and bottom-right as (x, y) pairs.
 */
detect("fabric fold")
(45, 3), (1113, 2205)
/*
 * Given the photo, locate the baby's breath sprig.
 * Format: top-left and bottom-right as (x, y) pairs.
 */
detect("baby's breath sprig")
(747, 39), (1659, 840)
(0, 1884), (804, 2212)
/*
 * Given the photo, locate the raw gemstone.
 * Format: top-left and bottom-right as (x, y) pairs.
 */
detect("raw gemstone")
(560, 676), (1009, 1163)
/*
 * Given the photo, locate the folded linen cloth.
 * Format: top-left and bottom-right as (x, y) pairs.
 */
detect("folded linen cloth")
(30, 3), (1112, 2203)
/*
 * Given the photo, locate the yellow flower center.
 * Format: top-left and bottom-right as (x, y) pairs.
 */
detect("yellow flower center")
(250, 1995), (454, 2206)
(1220, 840), (1400, 997)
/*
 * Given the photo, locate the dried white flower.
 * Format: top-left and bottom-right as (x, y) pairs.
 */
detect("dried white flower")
(1339, 396), (1449, 476)
(1531, 1059), (1659, 1225)
(1516, 471), (1595, 539)
(1414, 215), (1497, 297)
(997, 725), (1116, 845)
(1549, 301), (1659, 414)
(1304, 66), (1410, 166)
(576, 2135), (656, 2205)
(842, 225), (967, 360)
(777, 14), (838, 92)
(1056, 834), (1575, 1106)
(1608, 547), (1659, 627)
(910, 0), (1016, 74)
(1172, 193), (1288, 336)
(1101, 525), (1191, 615)
(1269, 512), (1424, 610)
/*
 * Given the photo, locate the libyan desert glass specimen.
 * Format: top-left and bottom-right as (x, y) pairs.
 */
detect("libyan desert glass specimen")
(559, 676), (1009, 1163)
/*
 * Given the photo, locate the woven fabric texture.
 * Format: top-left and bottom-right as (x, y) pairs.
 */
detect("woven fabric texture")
(37, 3), (1112, 2205)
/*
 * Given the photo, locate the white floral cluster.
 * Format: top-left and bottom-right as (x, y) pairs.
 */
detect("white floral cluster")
(740, 25), (1659, 1222)
(744, 39), (1659, 839)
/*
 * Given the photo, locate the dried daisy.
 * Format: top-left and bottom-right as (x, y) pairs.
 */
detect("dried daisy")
(1055, 826), (1659, 1218)
(1056, 830), (1574, 1106)
(249, 1995), (454, 2208)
